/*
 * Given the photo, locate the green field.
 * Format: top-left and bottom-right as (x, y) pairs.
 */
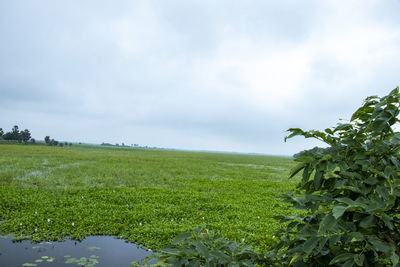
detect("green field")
(0, 144), (297, 251)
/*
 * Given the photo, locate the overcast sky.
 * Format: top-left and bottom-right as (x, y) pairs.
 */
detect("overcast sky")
(1, 0), (400, 155)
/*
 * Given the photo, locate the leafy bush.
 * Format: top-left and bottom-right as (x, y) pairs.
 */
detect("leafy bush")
(141, 224), (265, 267)
(271, 87), (400, 266)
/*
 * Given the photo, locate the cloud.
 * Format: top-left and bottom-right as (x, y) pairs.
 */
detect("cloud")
(1, 0), (400, 155)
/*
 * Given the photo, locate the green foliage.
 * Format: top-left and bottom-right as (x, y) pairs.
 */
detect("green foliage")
(272, 87), (400, 266)
(140, 224), (264, 266)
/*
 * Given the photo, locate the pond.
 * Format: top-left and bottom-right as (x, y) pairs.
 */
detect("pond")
(0, 236), (153, 267)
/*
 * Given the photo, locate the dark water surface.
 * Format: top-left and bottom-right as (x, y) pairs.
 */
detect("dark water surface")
(0, 236), (152, 267)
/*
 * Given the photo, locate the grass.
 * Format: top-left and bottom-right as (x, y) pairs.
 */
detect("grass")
(0, 144), (298, 251)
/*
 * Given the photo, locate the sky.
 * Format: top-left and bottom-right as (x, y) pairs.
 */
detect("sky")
(1, 0), (400, 155)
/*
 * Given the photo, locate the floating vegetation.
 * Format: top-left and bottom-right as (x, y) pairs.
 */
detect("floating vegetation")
(0, 145), (297, 251)
(65, 255), (99, 267)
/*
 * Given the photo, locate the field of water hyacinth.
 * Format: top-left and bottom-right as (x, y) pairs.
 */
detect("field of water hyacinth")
(0, 144), (298, 251)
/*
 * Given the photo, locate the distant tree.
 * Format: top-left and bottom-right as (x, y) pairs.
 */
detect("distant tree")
(3, 127), (16, 140)
(49, 139), (58, 146)
(44, 136), (50, 144)
(11, 125), (20, 142)
(64, 142), (68, 146)
(59, 142), (63, 147)
(3, 132), (12, 140)
(0, 128), (3, 137)
(20, 129), (31, 143)
(30, 138), (36, 144)
(69, 143), (72, 146)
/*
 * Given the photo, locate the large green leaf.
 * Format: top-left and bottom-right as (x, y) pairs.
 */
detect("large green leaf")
(329, 253), (354, 264)
(332, 205), (347, 219)
(302, 236), (319, 256)
(318, 214), (336, 234)
(313, 170), (323, 190)
(359, 215), (376, 228)
(367, 235), (392, 253)
(391, 252), (399, 267)
(353, 254), (365, 266)
(194, 241), (209, 258)
(289, 163), (306, 178)
(172, 232), (192, 244)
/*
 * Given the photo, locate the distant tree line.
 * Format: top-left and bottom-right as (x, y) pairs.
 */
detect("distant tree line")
(44, 135), (72, 147)
(0, 125), (34, 143)
(0, 125), (72, 147)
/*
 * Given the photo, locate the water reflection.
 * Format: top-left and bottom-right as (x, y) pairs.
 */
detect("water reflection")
(0, 236), (152, 266)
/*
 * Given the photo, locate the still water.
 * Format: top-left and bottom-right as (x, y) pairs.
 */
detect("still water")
(0, 236), (152, 267)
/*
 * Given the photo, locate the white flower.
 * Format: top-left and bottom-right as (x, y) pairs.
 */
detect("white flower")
(72, 222), (74, 226)
(35, 228), (37, 232)
(35, 211), (37, 215)
(181, 218), (184, 221)
(202, 217), (205, 220)
(139, 222), (142, 226)
(148, 249), (152, 251)
(81, 196), (84, 199)
(241, 238), (245, 242)
(171, 219), (173, 222)
(272, 235), (275, 238)
(47, 219), (50, 223)
(19, 223), (22, 226)
(257, 216), (260, 219)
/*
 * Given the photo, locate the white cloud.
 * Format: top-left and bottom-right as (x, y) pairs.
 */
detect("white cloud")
(1, 0), (400, 155)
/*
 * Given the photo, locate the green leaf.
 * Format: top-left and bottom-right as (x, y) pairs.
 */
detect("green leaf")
(376, 185), (390, 200)
(313, 171), (323, 190)
(314, 236), (328, 255)
(343, 259), (354, 267)
(335, 123), (353, 131)
(359, 215), (376, 228)
(302, 236), (319, 255)
(348, 232), (364, 242)
(371, 118), (389, 132)
(285, 128), (305, 142)
(194, 241), (209, 258)
(367, 235), (392, 253)
(302, 165), (311, 185)
(364, 176), (377, 185)
(329, 253), (354, 264)
(391, 252), (399, 266)
(318, 214), (336, 234)
(172, 232), (192, 244)
(290, 163), (306, 178)
(381, 213), (394, 230)
(354, 254), (365, 266)
(160, 248), (181, 256)
(332, 205), (347, 219)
